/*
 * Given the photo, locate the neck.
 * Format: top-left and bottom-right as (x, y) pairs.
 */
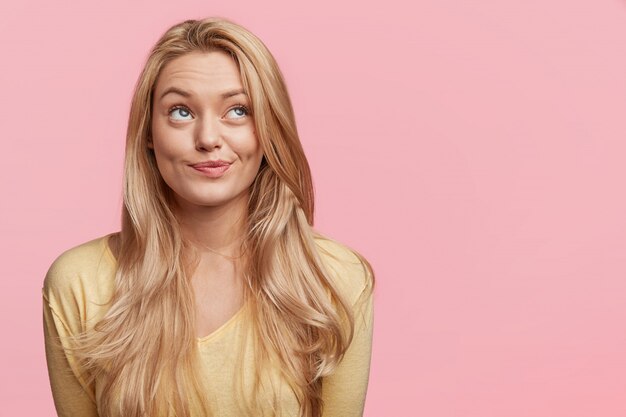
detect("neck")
(173, 192), (249, 259)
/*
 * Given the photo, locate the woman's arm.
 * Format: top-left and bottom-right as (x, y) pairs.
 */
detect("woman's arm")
(43, 258), (100, 417)
(321, 266), (375, 417)
(43, 295), (99, 417)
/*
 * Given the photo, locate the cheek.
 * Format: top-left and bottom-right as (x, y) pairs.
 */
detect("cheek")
(236, 130), (262, 159)
(232, 133), (263, 180)
(154, 141), (181, 160)
(152, 126), (185, 160)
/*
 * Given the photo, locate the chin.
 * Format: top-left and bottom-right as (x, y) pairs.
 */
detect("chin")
(182, 191), (243, 208)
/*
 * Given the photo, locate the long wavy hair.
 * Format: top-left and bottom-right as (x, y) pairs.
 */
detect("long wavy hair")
(70, 17), (373, 417)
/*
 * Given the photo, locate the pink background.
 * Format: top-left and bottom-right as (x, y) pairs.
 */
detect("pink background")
(1, 0), (625, 416)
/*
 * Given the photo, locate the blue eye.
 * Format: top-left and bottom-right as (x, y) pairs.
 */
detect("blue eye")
(169, 106), (192, 121)
(226, 105), (249, 119)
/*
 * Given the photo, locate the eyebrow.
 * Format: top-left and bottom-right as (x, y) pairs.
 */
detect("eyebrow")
(158, 87), (247, 100)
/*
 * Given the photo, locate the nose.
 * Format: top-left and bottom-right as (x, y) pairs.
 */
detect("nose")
(194, 116), (223, 151)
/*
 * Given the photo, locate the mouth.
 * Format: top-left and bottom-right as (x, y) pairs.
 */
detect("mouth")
(189, 160), (232, 168)
(189, 160), (232, 178)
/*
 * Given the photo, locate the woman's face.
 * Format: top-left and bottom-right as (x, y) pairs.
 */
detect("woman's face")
(149, 50), (263, 211)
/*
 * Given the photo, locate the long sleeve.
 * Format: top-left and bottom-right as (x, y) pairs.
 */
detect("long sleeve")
(43, 292), (100, 417)
(42, 241), (105, 417)
(321, 266), (375, 417)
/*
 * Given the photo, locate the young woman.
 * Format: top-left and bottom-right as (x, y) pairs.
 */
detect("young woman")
(43, 17), (374, 417)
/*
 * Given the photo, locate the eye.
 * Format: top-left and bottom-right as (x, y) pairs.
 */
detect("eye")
(225, 105), (250, 120)
(168, 105), (193, 121)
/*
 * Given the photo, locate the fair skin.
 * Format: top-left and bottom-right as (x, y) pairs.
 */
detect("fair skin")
(147, 50), (264, 338)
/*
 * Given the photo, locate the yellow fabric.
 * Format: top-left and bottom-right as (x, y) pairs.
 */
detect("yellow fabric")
(42, 233), (374, 417)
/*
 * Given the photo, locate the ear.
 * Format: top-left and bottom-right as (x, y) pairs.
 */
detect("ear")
(147, 136), (154, 150)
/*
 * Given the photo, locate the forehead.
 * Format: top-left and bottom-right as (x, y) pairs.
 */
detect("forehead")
(154, 50), (243, 94)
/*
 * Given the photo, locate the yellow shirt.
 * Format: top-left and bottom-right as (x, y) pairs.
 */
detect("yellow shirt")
(42, 233), (374, 417)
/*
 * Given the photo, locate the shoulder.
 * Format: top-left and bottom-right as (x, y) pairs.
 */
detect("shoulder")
(43, 233), (118, 310)
(313, 233), (375, 307)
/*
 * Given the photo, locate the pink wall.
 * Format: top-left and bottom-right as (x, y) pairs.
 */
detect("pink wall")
(2, 0), (625, 415)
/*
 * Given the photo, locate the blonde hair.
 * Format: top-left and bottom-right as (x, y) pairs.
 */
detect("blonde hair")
(70, 17), (374, 417)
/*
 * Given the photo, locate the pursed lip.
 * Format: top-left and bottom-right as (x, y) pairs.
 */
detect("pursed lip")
(189, 160), (232, 168)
